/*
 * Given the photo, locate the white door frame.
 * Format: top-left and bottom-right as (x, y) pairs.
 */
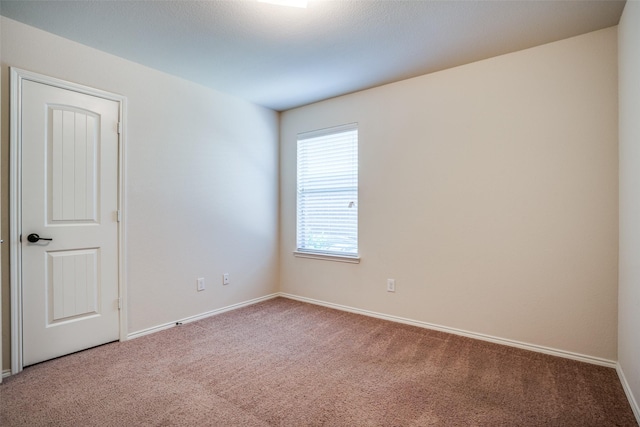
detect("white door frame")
(9, 67), (128, 374)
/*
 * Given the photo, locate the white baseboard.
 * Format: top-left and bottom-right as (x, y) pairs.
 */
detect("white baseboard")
(279, 292), (617, 368)
(127, 293), (280, 340)
(617, 363), (640, 424)
(2, 369), (11, 379)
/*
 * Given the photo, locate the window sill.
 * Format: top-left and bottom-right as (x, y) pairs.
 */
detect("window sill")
(293, 251), (361, 264)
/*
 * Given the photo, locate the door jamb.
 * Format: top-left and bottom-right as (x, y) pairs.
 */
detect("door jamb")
(9, 68), (128, 374)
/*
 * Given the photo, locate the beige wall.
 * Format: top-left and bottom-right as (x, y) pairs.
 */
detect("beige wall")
(618, 0), (640, 418)
(280, 27), (619, 361)
(0, 17), (280, 371)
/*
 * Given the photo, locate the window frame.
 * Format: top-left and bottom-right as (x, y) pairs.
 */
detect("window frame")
(294, 123), (360, 263)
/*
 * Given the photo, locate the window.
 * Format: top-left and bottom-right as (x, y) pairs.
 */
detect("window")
(296, 123), (358, 261)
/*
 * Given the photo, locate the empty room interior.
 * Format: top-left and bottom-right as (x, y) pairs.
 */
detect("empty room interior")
(1, 0), (640, 425)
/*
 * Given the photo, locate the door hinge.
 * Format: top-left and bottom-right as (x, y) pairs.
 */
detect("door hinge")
(117, 210), (121, 222)
(117, 298), (122, 310)
(117, 122), (122, 134)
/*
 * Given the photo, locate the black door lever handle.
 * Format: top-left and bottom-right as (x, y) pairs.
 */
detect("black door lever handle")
(27, 233), (53, 243)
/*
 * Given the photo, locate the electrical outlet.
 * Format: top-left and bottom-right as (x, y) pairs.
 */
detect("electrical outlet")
(197, 277), (205, 291)
(387, 279), (395, 292)
(223, 273), (230, 285)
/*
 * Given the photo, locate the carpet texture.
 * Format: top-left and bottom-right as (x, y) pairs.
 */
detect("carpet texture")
(0, 297), (637, 426)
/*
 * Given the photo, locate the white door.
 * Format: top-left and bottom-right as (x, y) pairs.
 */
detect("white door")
(21, 79), (120, 366)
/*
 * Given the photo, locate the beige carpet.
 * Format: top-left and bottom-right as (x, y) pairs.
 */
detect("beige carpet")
(0, 297), (636, 426)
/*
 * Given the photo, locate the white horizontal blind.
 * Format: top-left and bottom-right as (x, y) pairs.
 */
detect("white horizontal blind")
(297, 123), (358, 257)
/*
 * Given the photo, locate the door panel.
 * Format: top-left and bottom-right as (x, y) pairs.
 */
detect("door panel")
(49, 107), (99, 223)
(48, 248), (99, 324)
(21, 79), (119, 366)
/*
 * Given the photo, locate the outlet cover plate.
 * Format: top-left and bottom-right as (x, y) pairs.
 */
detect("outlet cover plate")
(387, 279), (395, 292)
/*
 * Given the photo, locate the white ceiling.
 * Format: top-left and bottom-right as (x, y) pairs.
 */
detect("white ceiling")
(0, 0), (625, 111)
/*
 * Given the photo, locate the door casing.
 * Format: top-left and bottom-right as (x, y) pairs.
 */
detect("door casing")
(9, 67), (128, 374)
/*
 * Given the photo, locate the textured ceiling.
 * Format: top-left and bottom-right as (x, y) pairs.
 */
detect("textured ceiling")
(0, 0), (626, 111)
